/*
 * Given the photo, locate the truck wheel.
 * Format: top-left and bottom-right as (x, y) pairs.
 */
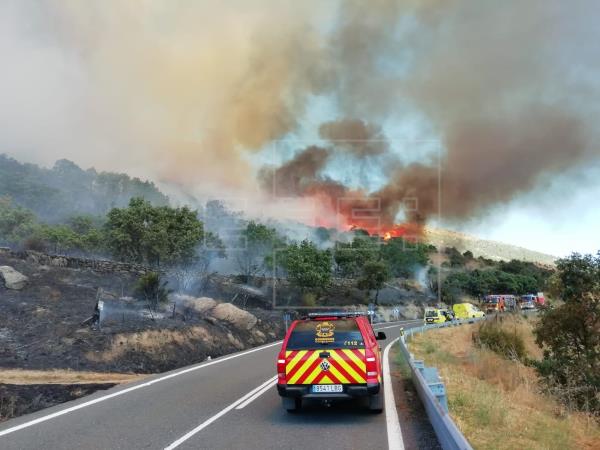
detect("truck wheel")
(368, 391), (383, 413)
(282, 397), (301, 412)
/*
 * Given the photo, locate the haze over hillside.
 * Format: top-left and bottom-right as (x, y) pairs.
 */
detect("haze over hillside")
(0, 155), (557, 265)
(0, 154), (168, 222)
(424, 227), (556, 266)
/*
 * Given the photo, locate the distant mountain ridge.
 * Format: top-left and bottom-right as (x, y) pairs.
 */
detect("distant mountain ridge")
(424, 227), (557, 266)
(0, 154), (169, 222)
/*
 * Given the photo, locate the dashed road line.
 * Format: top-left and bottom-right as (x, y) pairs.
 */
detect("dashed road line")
(164, 376), (277, 450)
(0, 341), (282, 438)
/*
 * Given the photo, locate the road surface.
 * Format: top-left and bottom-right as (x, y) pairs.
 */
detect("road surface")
(0, 320), (429, 450)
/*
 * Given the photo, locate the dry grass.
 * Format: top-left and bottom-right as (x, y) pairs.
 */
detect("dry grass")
(85, 326), (218, 363)
(0, 369), (145, 385)
(409, 315), (600, 450)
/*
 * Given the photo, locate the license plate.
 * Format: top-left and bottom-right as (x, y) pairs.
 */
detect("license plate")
(311, 384), (343, 393)
(426, 318), (434, 322)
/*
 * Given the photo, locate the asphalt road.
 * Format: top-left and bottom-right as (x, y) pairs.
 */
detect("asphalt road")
(0, 320), (427, 450)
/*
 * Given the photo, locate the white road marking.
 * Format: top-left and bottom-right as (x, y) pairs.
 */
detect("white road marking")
(235, 379), (277, 410)
(0, 320), (415, 440)
(383, 337), (405, 450)
(164, 376), (277, 450)
(0, 341), (282, 438)
(378, 321), (422, 331)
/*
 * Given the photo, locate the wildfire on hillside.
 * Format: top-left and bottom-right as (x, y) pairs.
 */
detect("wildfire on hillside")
(347, 222), (424, 242)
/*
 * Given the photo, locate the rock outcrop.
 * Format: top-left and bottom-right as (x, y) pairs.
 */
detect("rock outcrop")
(171, 294), (217, 314)
(0, 266), (28, 290)
(210, 303), (258, 330)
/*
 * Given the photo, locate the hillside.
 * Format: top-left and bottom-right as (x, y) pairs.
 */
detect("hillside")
(424, 227), (556, 266)
(0, 154), (168, 222)
(1, 154), (557, 266)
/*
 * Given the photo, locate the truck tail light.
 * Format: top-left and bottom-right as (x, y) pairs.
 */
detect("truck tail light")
(277, 351), (287, 385)
(365, 349), (378, 382)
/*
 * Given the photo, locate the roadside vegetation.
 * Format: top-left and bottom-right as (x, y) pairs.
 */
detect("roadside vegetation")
(533, 252), (600, 414)
(410, 315), (600, 450)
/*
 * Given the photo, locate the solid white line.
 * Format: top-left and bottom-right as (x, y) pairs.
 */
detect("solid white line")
(383, 337), (405, 450)
(235, 379), (277, 410)
(164, 376), (277, 450)
(0, 319), (417, 439)
(0, 340), (282, 438)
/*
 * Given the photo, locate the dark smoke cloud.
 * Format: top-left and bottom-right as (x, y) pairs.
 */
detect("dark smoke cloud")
(259, 146), (331, 197)
(318, 119), (388, 157)
(260, 0), (599, 230)
(3, 0), (599, 229)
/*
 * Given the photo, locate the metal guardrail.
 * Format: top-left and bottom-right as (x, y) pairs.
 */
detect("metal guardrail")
(399, 318), (485, 450)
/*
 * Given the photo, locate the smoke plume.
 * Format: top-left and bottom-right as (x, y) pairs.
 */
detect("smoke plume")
(2, 0), (599, 232)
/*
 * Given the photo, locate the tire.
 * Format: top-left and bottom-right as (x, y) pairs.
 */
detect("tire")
(368, 391), (384, 413)
(282, 397), (301, 412)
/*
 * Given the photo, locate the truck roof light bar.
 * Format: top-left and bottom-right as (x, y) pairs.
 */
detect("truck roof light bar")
(304, 311), (368, 319)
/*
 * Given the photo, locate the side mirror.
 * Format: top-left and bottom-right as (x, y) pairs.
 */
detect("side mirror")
(376, 331), (386, 340)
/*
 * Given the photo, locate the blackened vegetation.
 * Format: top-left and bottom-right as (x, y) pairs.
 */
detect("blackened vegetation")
(0, 383), (116, 423)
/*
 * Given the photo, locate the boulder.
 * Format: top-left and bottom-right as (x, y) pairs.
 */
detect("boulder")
(188, 297), (218, 314)
(0, 266), (29, 290)
(210, 303), (258, 330)
(171, 294), (218, 314)
(226, 332), (244, 350)
(251, 329), (266, 344)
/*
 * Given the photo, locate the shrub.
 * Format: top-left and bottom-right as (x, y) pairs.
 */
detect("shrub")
(134, 272), (170, 310)
(301, 292), (317, 307)
(533, 252), (600, 414)
(476, 322), (526, 361)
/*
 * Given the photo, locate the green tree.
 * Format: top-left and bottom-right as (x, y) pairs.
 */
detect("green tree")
(0, 197), (40, 245)
(357, 260), (390, 304)
(534, 252), (600, 413)
(499, 259), (553, 291)
(105, 198), (203, 267)
(445, 247), (466, 267)
(440, 271), (471, 304)
(381, 238), (432, 278)
(281, 240), (332, 291)
(40, 224), (80, 254)
(236, 221), (285, 279)
(334, 235), (379, 277)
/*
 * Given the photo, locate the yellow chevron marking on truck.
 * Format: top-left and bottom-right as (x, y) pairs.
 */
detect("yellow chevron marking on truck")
(287, 351), (320, 384)
(286, 350), (306, 372)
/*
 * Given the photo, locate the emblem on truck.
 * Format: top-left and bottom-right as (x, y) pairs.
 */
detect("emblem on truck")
(319, 360), (330, 371)
(315, 321), (335, 343)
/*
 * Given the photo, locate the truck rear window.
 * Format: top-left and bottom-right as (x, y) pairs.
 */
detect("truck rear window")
(286, 319), (365, 350)
(425, 310), (438, 318)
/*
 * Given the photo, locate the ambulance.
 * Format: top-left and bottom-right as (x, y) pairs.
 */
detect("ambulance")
(276, 312), (386, 413)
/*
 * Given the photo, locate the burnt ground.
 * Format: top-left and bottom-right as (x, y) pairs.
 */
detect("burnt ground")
(0, 383), (116, 422)
(0, 253), (285, 374)
(0, 252), (288, 422)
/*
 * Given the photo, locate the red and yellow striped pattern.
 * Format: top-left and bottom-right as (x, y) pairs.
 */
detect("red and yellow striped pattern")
(285, 349), (367, 384)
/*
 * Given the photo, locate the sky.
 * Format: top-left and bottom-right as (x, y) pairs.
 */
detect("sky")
(1, 0), (599, 257)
